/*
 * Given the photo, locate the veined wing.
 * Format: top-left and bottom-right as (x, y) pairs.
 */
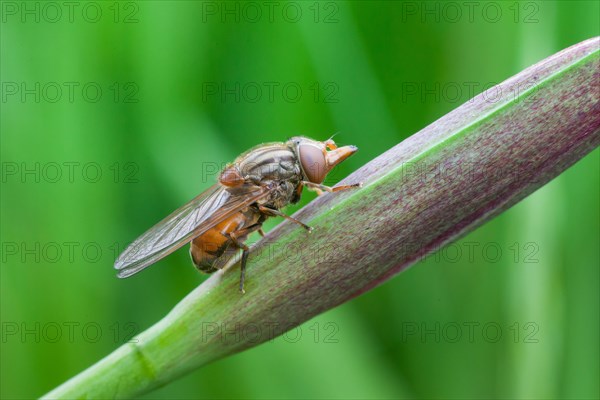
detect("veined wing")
(115, 183), (271, 278)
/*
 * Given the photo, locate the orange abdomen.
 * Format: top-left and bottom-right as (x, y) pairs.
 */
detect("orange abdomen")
(190, 210), (259, 273)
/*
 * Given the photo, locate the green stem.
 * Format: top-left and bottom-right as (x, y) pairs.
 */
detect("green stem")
(43, 37), (600, 399)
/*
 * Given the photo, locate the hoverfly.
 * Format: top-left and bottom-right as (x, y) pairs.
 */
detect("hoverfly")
(114, 136), (359, 292)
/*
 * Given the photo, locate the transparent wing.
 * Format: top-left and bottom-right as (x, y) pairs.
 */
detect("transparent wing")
(114, 183), (271, 278)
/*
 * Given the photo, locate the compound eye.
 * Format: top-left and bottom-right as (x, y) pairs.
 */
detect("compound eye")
(298, 143), (327, 183)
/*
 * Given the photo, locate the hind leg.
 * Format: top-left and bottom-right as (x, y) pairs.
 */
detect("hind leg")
(226, 223), (263, 293)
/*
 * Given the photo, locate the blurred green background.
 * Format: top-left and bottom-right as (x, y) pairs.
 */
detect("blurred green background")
(1, 1), (598, 399)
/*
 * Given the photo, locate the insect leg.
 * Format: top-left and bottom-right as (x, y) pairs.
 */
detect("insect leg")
(227, 223), (263, 294)
(257, 205), (313, 232)
(302, 181), (362, 195)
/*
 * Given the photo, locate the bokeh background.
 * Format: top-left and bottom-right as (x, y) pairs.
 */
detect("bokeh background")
(1, 1), (598, 399)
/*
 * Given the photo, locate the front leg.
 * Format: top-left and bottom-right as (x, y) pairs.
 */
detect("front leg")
(302, 181), (362, 196)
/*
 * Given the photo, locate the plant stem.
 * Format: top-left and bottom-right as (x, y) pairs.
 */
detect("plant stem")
(43, 37), (600, 399)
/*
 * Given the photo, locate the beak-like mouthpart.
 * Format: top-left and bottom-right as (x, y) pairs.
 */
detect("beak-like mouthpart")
(326, 145), (357, 170)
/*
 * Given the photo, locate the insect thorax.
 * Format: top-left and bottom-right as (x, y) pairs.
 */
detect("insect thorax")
(262, 180), (301, 209)
(234, 144), (303, 209)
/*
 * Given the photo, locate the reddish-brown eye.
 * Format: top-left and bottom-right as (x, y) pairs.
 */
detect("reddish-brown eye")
(298, 143), (327, 183)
